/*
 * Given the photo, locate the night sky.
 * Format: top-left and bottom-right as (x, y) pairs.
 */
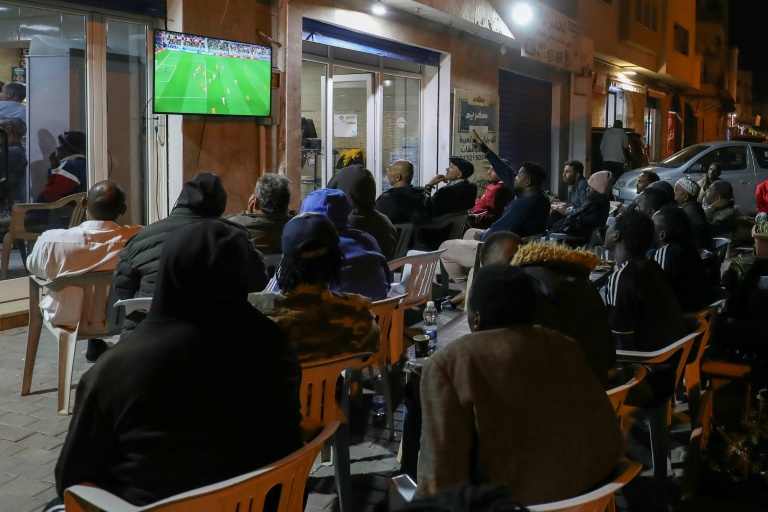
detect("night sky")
(729, 0), (768, 101)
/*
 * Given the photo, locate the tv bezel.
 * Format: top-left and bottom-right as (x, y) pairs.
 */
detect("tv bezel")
(152, 29), (273, 118)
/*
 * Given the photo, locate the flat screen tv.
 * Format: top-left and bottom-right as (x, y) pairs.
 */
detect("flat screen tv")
(153, 29), (272, 117)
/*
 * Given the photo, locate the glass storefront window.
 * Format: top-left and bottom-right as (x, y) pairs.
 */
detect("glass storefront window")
(382, 74), (420, 190)
(300, 60), (326, 200)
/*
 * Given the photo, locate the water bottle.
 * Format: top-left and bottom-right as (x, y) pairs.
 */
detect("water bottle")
(423, 301), (438, 355)
(372, 375), (386, 420)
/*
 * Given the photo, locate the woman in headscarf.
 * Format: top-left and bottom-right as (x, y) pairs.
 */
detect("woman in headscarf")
(52, 218), (302, 508)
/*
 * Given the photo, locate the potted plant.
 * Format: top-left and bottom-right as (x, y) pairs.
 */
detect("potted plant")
(753, 221), (768, 258)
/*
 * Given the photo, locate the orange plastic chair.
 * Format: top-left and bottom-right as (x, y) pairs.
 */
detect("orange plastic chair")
(606, 364), (647, 418)
(300, 353), (372, 512)
(527, 459), (642, 512)
(368, 294), (406, 439)
(64, 421), (339, 512)
(683, 299), (725, 420)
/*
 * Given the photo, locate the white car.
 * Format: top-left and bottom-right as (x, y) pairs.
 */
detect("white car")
(612, 141), (768, 214)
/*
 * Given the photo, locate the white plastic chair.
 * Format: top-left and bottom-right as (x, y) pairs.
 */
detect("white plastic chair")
(615, 322), (702, 490)
(64, 421), (339, 512)
(368, 294), (406, 439)
(22, 271), (124, 415)
(683, 299), (725, 420)
(114, 297), (153, 316)
(527, 459), (643, 512)
(300, 353), (373, 512)
(387, 248), (446, 363)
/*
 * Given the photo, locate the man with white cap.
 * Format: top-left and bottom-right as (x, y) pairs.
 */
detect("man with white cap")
(674, 177), (712, 249)
(547, 170), (612, 245)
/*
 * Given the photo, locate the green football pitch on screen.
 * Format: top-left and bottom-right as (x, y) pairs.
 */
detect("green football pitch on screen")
(154, 49), (271, 116)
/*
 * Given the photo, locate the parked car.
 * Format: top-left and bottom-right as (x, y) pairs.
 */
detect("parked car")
(590, 127), (650, 174)
(612, 141), (768, 214)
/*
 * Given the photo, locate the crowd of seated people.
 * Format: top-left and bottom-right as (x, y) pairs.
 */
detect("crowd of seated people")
(39, 155), (743, 511)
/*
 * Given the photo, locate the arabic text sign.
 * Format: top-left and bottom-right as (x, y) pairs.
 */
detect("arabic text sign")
(452, 90), (500, 166)
(520, 2), (582, 73)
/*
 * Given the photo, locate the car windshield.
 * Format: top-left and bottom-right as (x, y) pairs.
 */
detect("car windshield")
(658, 145), (709, 168)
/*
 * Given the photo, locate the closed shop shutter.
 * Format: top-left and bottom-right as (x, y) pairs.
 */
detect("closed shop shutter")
(498, 70), (552, 178)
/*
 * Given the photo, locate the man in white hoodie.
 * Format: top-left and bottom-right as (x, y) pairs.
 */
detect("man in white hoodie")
(600, 120), (629, 181)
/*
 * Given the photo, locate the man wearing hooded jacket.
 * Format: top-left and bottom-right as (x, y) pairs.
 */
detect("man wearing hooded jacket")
(114, 173), (267, 334)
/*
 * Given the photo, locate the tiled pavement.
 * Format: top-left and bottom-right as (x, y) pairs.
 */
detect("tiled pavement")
(0, 301), (693, 512)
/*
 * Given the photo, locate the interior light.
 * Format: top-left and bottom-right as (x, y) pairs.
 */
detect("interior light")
(512, 3), (533, 25)
(372, 2), (386, 15)
(384, 79), (393, 87)
(623, 70), (637, 75)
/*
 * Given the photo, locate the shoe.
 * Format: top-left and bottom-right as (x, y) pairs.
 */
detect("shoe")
(440, 297), (458, 311)
(85, 339), (108, 363)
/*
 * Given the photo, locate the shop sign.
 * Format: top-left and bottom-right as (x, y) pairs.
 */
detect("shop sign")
(452, 89), (499, 172)
(667, 112), (676, 152)
(519, 2), (582, 74)
(11, 67), (25, 84)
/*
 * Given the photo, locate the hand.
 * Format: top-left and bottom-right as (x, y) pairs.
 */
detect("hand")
(246, 195), (258, 214)
(709, 198), (728, 210)
(554, 203), (568, 215)
(48, 151), (60, 169)
(471, 129), (489, 153)
(427, 175), (447, 187)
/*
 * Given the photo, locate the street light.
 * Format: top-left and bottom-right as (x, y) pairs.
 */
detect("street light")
(512, 3), (533, 25)
(372, 1), (386, 15)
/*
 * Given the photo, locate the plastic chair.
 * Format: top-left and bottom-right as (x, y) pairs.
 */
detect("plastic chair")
(712, 237), (730, 266)
(683, 299), (725, 420)
(263, 253), (282, 279)
(114, 297), (153, 316)
(0, 193), (86, 279)
(22, 271), (124, 415)
(606, 364), (647, 418)
(391, 223), (414, 260)
(64, 421), (340, 512)
(615, 322), (702, 491)
(413, 212), (467, 251)
(527, 459), (643, 512)
(300, 353), (372, 512)
(387, 249), (446, 364)
(368, 294), (406, 440)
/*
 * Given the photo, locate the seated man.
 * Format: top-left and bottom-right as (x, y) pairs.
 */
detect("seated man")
(697, 163), (721, 204)
(115, 173), (267, 334)
(674, 177), (712, 249)
(328, 164), (397, 259)
(704, 179), (737, 237)
(467, 160), (515, 229)
(635, 170), (660, 195)
(514, 242), (615, 386)
(37, 131), (87, 204)
(423, 157), (478, 218)
(652, 204), (714, 312)
(604, 209), (687, 352)
(250, 212), (379, 361)
(51, 219), (302, 509)
(375, 160), (430, 224)
(26, 181), (142, 361)
(0, 117), (28, 209)
(417, 264), (623, 504)
(756, 177), (768, 222)
(300, 188), (390, 300)
(548, 159), (589, 227)
(633, 186), (674, 219)
(646, 180), (675, 203)
(547, 170), (612, 245)
(227, 172), (293, 255)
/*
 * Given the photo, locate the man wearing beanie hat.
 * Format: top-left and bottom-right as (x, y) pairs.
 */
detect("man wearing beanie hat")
(547, 170), (611, 245)
(35, 131), (88, 205)
(423, 157), (478, 218)
(249, 212), (379, 361)
(115, 173), (267, 334)
(674, 177), (713, 249)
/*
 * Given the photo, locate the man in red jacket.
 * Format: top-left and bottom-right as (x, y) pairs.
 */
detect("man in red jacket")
(468, 160), (514, 228)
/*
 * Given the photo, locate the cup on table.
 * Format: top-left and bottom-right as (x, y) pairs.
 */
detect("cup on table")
(413, 334), (430, 358)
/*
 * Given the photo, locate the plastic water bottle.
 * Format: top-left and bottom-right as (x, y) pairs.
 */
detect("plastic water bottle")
(423, 301), (438, 355)
(372, 375), (386, 420)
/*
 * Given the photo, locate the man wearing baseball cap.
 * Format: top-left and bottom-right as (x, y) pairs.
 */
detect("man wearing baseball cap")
(249, 212), (379, 361)
(36, 131), (87, 204)
(547, 170), (612, 245)
(423, 157), (478, 219)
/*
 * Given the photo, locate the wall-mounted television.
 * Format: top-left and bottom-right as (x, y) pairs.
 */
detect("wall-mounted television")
(153, 29), (272, 117)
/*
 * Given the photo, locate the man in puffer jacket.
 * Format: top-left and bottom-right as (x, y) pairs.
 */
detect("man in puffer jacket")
(299, 188), (390, 300)
(114, 173), (267, 334)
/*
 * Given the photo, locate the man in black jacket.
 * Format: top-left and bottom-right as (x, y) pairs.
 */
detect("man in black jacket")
(114, 173), (267, 334)
(547, 170), (612, 246)
(375, 160), (430, 224)
(423, 157), (477, 218)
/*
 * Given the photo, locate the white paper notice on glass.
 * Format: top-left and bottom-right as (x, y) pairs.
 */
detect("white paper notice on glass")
(334, 114), (358, 138)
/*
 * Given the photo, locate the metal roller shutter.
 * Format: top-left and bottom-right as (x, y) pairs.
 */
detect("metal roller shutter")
(498, 70), (552, 182)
